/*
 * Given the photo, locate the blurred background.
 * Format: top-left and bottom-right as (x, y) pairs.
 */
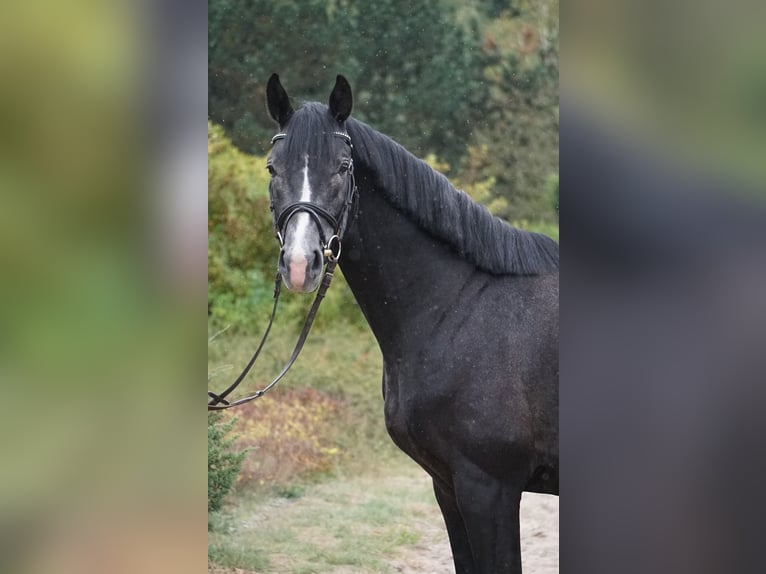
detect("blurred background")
(0, 0), (207, 573)
(564, 1), (766, 574)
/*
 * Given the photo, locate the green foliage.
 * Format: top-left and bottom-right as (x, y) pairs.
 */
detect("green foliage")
(208, 542), (269, 571)
(209, 0), (341, 154)
(208, 412), (246, 514)
(338, 1), (483, 166)
(209, 0), (483, 166)
(209, 0), (558, 224)
(462, 1), (560, 222)
(207, 121), (277, 329)
(511, 219), (559, 242)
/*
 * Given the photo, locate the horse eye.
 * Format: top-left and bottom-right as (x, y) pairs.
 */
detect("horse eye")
(266, 164), (276, 177)
(339, 160), (351, 174)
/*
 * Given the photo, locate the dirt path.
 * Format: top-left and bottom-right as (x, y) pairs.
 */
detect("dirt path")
(210, 461), (558, 573)
(385, 471), (558, 574)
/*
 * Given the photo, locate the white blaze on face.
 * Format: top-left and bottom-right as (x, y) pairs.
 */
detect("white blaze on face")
(288, 154), (312, 289)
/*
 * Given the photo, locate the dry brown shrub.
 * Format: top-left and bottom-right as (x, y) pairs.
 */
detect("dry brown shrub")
(226, 387), (345, 487)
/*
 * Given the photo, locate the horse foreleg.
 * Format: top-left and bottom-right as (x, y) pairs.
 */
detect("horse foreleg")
(453, 469), (524, 574)
(433, 479), (475, 574)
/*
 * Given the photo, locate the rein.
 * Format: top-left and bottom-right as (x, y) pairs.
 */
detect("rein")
(207, 131), (357, 411)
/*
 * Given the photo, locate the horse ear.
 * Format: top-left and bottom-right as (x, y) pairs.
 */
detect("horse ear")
(266, 73), (294, 126)
(328, 75), (353, 123)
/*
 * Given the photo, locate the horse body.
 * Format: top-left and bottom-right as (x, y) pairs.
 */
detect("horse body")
(340, 133), (558, 574)
(265, 74), (558, 574)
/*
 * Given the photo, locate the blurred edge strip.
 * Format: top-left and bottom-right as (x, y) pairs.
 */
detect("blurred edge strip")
(0, 2), (209, 574)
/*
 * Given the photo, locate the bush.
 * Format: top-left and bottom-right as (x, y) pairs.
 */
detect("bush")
(230, 388), (344, 487)
(208, 412), (246, 513)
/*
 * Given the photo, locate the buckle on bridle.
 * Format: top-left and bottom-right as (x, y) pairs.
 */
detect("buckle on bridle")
(323, 235), (342, 262)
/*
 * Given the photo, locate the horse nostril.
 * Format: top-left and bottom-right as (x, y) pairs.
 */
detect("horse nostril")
(313, 249), (323, 269)
(278, 249), (286, 269)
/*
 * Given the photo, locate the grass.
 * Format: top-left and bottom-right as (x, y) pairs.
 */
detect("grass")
(208, 305), (443, 572)
(208, 458), (441, 574)
(208, 542), (270, 571)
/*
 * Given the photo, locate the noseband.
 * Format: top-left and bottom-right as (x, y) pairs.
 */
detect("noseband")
(270, 131), (358, 263)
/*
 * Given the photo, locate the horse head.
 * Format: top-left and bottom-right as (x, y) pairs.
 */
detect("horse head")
(265, 74), (355, 292)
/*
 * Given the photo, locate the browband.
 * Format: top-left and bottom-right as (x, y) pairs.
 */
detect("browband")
(270, 131), (352, 147)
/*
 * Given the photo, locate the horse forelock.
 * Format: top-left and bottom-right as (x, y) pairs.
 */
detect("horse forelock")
(276, 102), (345, 161)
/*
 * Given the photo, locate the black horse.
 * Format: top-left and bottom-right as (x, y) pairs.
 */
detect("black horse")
(265, 74), (559, 574)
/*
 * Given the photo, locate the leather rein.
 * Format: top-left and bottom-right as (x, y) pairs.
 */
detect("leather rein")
(207, 131), (357, 411)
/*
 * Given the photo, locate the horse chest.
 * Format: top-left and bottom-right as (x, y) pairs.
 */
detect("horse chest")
(381, 363), (450, 464)
(382, 370), (413, 444)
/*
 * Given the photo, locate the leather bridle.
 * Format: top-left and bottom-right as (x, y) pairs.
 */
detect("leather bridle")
(270, 130), (357, 263)
(207, 130), (358, 410)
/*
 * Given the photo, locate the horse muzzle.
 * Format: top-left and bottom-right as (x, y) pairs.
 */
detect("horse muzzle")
(278, 246), (324, 292)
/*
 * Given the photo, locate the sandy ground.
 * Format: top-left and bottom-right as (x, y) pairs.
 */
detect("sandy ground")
(387, 473), (558, 574)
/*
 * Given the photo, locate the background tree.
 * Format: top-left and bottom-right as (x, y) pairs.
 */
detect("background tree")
(209, 0), (345, 154)
(463, 0), (559, 222)
(209, 0), (483, 165)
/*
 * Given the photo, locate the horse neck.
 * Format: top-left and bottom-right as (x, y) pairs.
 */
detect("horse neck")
(339, 166), (477, 356)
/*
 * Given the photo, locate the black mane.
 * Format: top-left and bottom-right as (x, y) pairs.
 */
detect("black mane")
(290, 102), (559, 275)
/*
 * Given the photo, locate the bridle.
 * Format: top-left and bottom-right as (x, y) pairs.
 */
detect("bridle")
(207, 130), (358, 411)
(270, 131), (357, 263)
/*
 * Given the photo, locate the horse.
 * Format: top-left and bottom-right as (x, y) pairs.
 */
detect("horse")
(264, 73), (559, 574)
